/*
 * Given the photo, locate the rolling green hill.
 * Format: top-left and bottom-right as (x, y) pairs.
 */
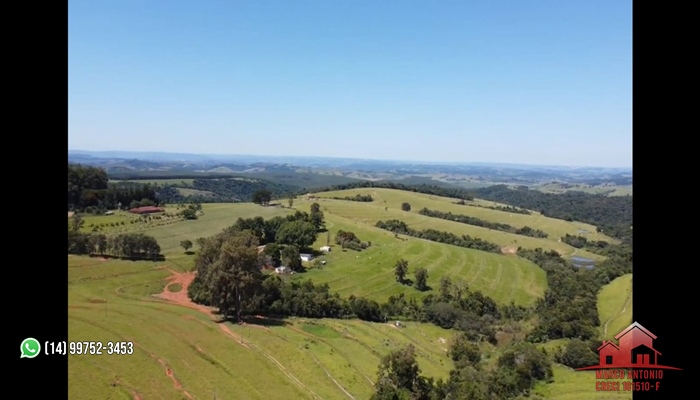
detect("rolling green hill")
(308, 188), (615, 260)
(69, 186), (628, 399)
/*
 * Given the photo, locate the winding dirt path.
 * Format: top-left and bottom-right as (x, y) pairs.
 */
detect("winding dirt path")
(153, 268), (321, 398)
(603, 290), (632, 337)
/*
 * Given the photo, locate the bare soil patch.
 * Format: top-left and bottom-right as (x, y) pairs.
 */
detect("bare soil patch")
(501, 246), (518, 255)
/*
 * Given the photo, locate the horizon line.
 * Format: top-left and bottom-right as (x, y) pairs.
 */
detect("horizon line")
(67, 149), (633, 170)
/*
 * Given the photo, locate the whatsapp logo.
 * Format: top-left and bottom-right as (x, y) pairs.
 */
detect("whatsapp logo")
(20, 338), (41, 358)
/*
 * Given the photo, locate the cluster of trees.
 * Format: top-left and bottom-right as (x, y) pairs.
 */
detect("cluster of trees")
(453, 199), (532, 214)
(473, 185), (632, 243)
(315, 181), (475, 201)
(371, 340), (553, 400)
(393, 258), (429, 291)
(178, 203), (202, 220)
(68, 164), (159, 212)
(330, 194), (373, 202)
(560, 234), (610, 251)
(335, 230), (370, 251)
(376, 219), (502, 253)
(187, 228), (387, 322)
(252, 190), (273, 205)
(68, 215), (161, 260)
(518, 246), (632, 342)
(418, 208), (549, 238)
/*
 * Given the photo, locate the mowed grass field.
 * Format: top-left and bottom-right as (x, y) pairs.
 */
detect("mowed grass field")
(293, 213), (547, 307)
(68, 256), (455, 399)
(597, 274), (632, 340)
(306, 188), (616, 260)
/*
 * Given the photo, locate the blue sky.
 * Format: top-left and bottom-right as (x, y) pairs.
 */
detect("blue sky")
(68, 0), (631, 168)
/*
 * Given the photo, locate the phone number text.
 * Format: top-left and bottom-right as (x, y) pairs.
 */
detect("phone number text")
(46, 341), (134, 355)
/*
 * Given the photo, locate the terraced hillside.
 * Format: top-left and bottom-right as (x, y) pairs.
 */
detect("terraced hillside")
(308, 188), (617, 260)
(293, 212), (547, 306)
(69, 256), (456, 399)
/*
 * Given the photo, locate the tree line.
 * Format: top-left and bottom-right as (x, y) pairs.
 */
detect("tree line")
(328, 193), (374, 202)
(68, 215), (162, 260)
(418, 208), (549, 238)
(375, 219), (503, 253)
(69, 164), (159, 212)
(370, 339), (553, 400)
(473, 185), (632, 244)
(315, 182), (632, 243)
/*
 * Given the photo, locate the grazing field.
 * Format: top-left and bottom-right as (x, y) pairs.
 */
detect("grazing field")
(533, 364), (631, 399)
(68, 256), (455, 399)
(304, 189), (612, 260)
(597, 274), (632, 339)
(293, 213), (547, 306)
(535, 183), (633, 197)
(110, 178), (196, 186)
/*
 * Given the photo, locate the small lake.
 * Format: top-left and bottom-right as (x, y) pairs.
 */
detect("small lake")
(571, 255), (595, 269)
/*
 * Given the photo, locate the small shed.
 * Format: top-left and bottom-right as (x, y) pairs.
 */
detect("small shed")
(300, 253), (314, 262)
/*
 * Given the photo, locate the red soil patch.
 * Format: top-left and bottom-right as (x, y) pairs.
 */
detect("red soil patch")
(153, 268), (249, 348)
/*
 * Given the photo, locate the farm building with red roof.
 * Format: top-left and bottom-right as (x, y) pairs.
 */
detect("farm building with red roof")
(128, 206), (164, 214)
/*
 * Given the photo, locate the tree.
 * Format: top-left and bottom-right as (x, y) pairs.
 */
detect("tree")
(448, 332), (482, 369)
(414, 268), (428, 291)
(204, 230), (263, 321)
(275, 220), (317, 249)
(556, 339), (598, 369)
(264, 243), (282, 268)
(326, 231), (331, 246)
(371, 345), (434, 400)
(252, 190), (272, 205)
(281, 245), (303, 272)
(180, 239), (193, 253)
(439, 276), (453, 301)
(288, 197), (294, 208)
(310, 202), (325, 231)
(401, 202), (411, 212)
(394, 259), (409, 284)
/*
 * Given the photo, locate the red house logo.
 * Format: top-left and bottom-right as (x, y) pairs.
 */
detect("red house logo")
(577, 322), (682, 370)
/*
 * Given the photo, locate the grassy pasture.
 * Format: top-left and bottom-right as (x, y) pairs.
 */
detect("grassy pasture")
(176, 187), (216, 197)
(597, 274), (632, 340)
(302, 189), (610, 260)
(293, 213), (547, 306)
(536, 183), (633, 197)
(68, 192), (614, 398)
(533, 364), (631, 399)
(68, 256), (454, 399)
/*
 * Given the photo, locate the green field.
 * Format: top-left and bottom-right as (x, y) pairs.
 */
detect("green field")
(68, 256), (455, 399)
(535, 183), (633, 197)
(597, 274), (632, 340)
(293, 213), (547, 306)
(69, 191), (615, 398)
(307, 188), (615, 260)
(533, 364), (632, 399)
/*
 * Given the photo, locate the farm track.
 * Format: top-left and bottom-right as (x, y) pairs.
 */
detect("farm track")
(151, 269), (322, 399)
(603, 288), (632, 337)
